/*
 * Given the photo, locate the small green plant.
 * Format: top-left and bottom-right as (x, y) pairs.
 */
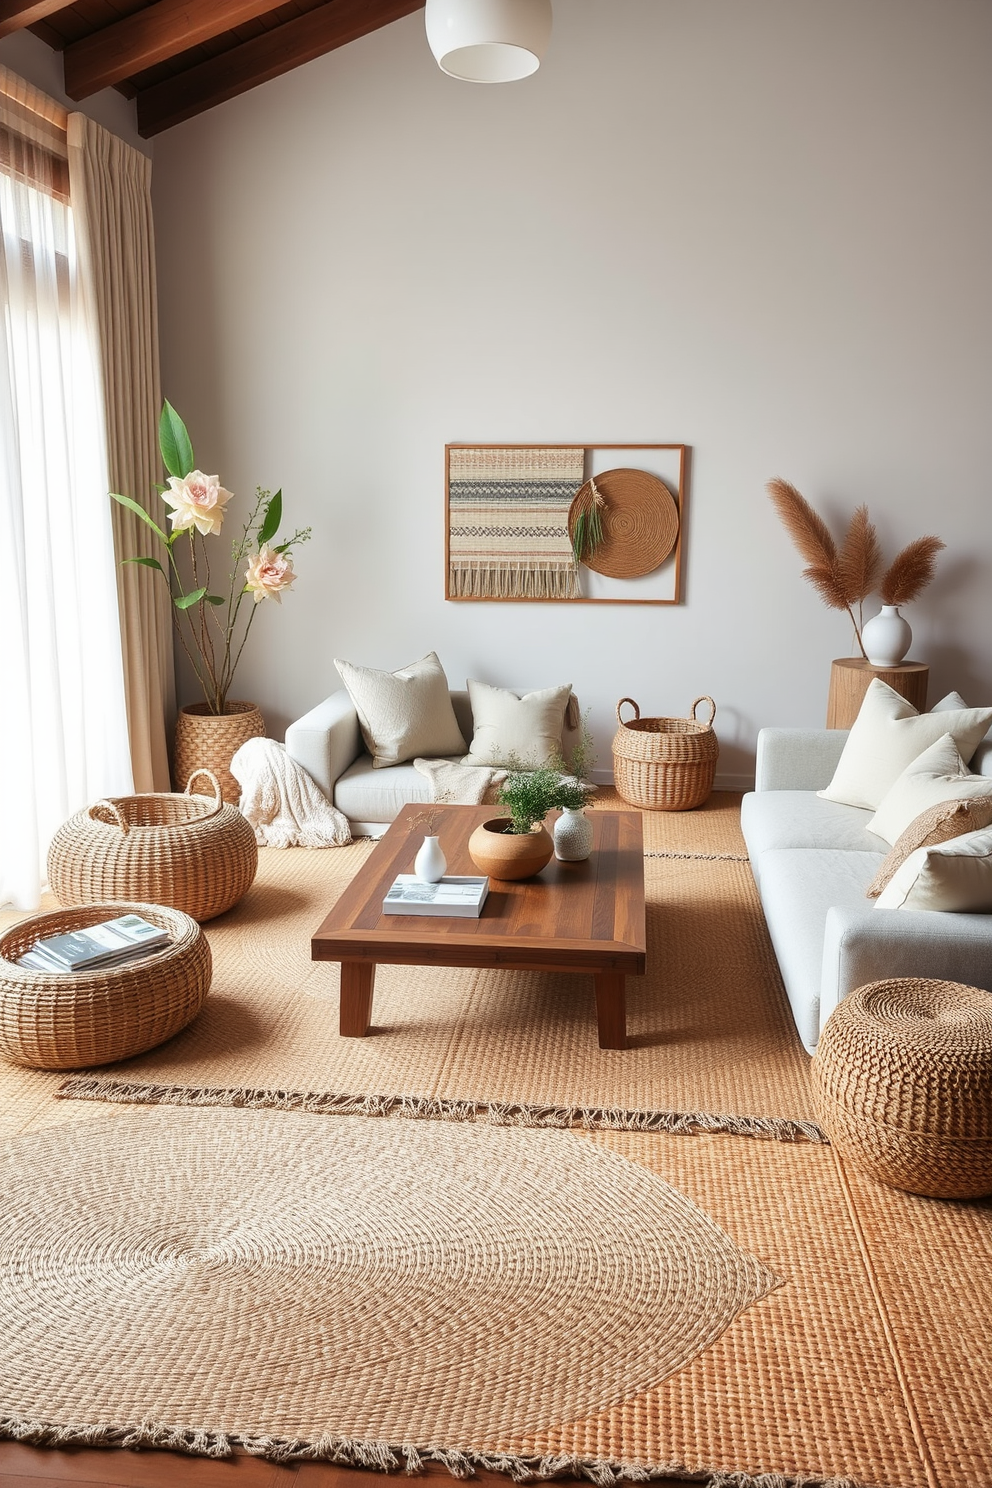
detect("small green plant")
(495, 762), (564, 834)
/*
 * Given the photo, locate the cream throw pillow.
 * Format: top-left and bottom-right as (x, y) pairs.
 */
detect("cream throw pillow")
(874, 826), (992, 911)
(463, 680), (572, 768)
(335, 652), (467, 769)
(817, 680), (992, 811)
(865, 796), (992, 898)
(867, 734), (992, 845)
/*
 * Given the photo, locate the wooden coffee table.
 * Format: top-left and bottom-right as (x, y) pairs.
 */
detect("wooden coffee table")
(311, 804), (646, 1049)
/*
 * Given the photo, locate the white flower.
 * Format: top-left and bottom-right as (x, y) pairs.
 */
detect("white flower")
(245, 544), (296, 604)
(163, 470), (233, 536)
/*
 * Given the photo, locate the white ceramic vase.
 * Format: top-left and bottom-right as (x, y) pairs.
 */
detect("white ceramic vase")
(862, 605), (912, 667)
(553, 807), (593, 862)
(414, 835), (447, 883)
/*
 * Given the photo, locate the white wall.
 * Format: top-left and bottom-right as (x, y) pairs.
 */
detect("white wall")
(150, 0), (992, 785)
(0, 29), (149, 157)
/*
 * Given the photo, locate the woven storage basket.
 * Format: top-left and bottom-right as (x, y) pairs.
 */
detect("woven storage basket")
(812, 978), (992, 1199)
(0, 901), (211, 1070)
(612, 696), (719, 811)
(48, 770), (258, 923)
(173, 700), (264, 804)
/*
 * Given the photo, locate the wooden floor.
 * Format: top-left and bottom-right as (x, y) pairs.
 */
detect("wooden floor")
(0, 1445), (701, 1486)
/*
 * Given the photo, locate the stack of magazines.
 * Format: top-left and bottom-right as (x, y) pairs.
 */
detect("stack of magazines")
(18, 913), (171, 973)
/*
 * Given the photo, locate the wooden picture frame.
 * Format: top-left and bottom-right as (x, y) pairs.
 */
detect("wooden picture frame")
(444, 443), (687, 605)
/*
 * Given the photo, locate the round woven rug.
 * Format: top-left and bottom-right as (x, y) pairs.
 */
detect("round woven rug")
(0, 1108), (777, 1451)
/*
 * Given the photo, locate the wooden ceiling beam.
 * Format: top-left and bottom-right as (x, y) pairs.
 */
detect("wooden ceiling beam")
(63, 0), (294, 101)
(136, 0), (423, 137)
(0, 0), (71, 42)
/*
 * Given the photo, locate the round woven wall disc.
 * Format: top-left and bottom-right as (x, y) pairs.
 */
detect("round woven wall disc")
(569, 468), (679, 578)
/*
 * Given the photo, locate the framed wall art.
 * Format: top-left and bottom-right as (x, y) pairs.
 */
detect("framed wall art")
(444, 443), (687, 604)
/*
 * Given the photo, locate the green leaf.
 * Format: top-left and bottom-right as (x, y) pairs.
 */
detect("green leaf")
(258, 488), (282, 546)
(122, 556), (165, 573)
(204, 594), (226, 605)
(174, 587), (208, 610)
(159, 400), (195, 480)
(110, 490), (169, 544)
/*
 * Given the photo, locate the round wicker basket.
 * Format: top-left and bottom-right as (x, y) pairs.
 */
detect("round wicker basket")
(173, 700), (264, 804)
(812, 978), (992, 1198)
(0, 901), (211, 1071)
(48, 770), (258, 923)
(611, 697), (719, 811)
(568, 469), (679, 579)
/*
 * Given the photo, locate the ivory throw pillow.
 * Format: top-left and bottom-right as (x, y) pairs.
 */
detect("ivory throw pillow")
(335, 652), (467, 769)
(463, 680), (572, 768)
(865, 796), (992, 898)
(867, 734), (992, 845)
(874, 826), (992, 912)
(817, 680), (992, 812)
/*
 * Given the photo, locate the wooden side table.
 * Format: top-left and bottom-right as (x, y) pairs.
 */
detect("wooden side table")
(826, 658), (929, 730)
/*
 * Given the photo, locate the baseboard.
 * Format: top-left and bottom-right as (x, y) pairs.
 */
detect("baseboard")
(591, 768), (755, 793)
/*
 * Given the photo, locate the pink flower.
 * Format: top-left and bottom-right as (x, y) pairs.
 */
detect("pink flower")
(245, 544), (296, 604)
(163, 470), (233, 536)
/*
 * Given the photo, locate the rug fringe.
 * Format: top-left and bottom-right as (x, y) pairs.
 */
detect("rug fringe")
(0, 1414), (865, 1485)
(643, 851), (750, 862)
(56, 1078), (828, 1144)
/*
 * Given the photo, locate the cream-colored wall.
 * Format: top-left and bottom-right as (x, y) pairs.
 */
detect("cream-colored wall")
(150, 0), (991, 785)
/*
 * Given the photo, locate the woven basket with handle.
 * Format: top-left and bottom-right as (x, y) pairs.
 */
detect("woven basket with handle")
(47, 770), (258, 923)
(612, 696), (719, 811)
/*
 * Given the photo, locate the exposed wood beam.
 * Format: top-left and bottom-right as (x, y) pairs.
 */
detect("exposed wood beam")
(136, 0), (423, 136)
(0, 0), (71, 42)
(63, 0), (292, 101)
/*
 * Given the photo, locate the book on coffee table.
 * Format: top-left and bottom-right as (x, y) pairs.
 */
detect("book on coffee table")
(382, 875), (489, 918)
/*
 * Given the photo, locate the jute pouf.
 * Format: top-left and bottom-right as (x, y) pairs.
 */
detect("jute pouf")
(812, 978), (992, 1198)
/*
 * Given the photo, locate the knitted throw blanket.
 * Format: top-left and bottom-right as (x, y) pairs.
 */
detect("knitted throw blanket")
(230, 738), (351, 848)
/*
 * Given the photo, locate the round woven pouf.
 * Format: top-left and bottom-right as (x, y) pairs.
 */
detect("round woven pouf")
(0, 901), (211, 1070)
(812, 979), (992, 1198)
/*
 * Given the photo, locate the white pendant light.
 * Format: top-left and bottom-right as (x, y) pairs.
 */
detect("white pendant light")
(426, 0), (552, 83)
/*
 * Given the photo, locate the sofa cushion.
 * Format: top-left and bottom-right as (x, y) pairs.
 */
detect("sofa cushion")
(333, 755), (441, 823)
(874, 826), (992, 912)
(866, 796), (992, 897)
(740, 792), (878, 872)
(817, 680), (992, 811)
(867, 734), (992, 845)
(463, 680), (571, 768)
(335, 652), (467, 769)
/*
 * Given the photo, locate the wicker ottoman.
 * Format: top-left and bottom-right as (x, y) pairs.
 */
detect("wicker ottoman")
(0, 902), (211, 1070)
(812, 978), (992, 1199)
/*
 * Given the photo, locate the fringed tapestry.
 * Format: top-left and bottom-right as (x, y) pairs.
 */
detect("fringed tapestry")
(447, 446), (584, 600)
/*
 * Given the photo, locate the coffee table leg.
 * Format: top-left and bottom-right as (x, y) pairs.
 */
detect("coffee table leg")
(340, 960), (375, 1036)
(594, 972), (627, 1049)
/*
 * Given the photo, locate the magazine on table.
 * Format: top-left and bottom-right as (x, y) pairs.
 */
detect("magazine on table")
(18, 913), (171, 973)
(382, 875), (489, 918)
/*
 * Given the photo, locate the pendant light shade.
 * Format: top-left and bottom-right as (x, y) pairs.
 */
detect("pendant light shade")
(426, 0), (552, 83)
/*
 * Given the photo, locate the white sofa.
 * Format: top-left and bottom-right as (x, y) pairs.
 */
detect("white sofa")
(285, 688), (581, 837)
(741, 727), (992, 1054)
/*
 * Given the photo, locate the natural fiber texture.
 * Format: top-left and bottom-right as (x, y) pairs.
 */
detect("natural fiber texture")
(812, 978), (992, 1197)
(230, 737), (351, 847)
(613, 698), (719, 811)
(448, 447), (583, 600)
(880, 535), (946, 606)
(569, 468), (679, 579)
(866, 796), (992, 897)
(0, 901), (209, 1070)
(47, 770), (258, 921)
(172, 700), (265, 803)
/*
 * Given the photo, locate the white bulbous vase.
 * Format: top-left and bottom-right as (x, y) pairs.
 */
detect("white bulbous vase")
(414, 835), (447, 883)
(862, 605), (913, 667)
(553, 807), (594, 862)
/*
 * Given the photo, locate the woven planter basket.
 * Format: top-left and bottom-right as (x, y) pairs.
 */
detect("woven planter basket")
(611, 696), (719, 811)
(48, 770), (258, 923)
(812, 978), (992, 1199)
(0, 901), (211, 1070)
(173, 700), (265, 804)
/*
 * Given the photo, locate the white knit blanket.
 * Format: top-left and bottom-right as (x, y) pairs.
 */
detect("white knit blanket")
(413, 757), (507, 805)
(230, 738), (351, 848)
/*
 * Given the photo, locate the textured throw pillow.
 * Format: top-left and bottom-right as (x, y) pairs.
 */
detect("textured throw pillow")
(463, 680), (572, 768)
(866, 797), (992, 898)
(874, 826), (992, 911)
(867, 734), (992, 845)
(335, 652), (467, 769)
(817, 680), (992, 811)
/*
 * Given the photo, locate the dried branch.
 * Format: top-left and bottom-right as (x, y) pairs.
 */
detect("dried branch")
(766, 478), (837, 569)
(880, 536), (946, 606)
(835, 505), (882, 606)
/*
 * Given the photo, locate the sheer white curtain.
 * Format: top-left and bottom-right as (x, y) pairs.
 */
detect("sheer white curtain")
(0, 67), (132, 910)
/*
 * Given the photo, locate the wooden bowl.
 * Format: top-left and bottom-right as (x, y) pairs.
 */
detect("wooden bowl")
(468, 819), (554, 881)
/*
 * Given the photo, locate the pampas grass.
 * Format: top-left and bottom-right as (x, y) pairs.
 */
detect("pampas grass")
(881, 535), (946, 605)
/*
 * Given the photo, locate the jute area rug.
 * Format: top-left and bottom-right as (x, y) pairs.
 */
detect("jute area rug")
(0, 792), (989, 1488)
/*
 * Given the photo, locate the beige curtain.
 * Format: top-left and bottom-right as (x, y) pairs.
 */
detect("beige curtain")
(67, 113), (174, 792)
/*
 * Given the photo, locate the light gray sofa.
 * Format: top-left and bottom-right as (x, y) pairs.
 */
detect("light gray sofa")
(741, 728), (992, 1054)
(285, 688), (580, 838)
